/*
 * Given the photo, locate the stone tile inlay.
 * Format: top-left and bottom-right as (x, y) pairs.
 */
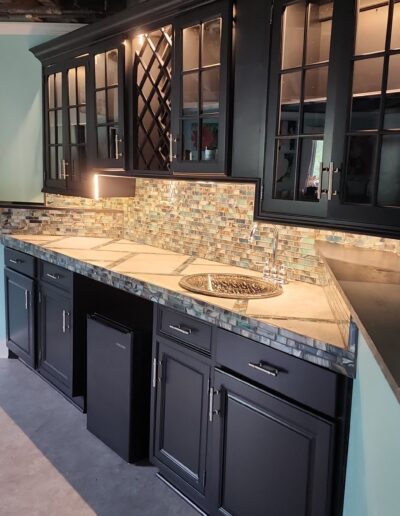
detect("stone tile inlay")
(2, 234), (355, 378)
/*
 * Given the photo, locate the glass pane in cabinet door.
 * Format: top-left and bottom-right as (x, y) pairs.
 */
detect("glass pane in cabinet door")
(298, 138), (323, 201)
(49, 147), (57, 179)
(96, 90), (106, 124)
(344, 135), (377, 203)
(306, 1), (333, 65)
(48, 75), (55, 109)
(201, 119), (219, 160)
(183, 73), (199, 114)
(78, 107), (87, 142)
(385, 54), (400, 129)
(68, 68), (76, 105)
(201, 68), (220, 113)
(351, 57), (383, 130)
(279, 71), (301, 135)
(55, 72), (62, 107)
(57, 110), (63, 145)
(107, 87), (118, 123)
(49, 111), (56, 144)
(303, 66), (328, 134)
(202, 19), (221, 67)
(391, 1), (400, 49)
(182, 120), (199, 160)
(183, 25), (200, 70)
(77, 67), (86, 104)
(57, 147), (64, 180)
(281, 2), (305, 70)
(69, 108), (77, 144)
(355, 1), (388, 55)
(95, 53), (105, 88)
(97, 126), (108, 159)
(274, 139), (297, 200)
(378, 135), (400, 206)
(106, 50), (119, 86)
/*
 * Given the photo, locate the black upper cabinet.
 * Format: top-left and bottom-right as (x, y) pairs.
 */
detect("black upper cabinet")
(44, 56), (89, 194)
(171, 0), (232, 174)
(259, 0), (400, 234)
(90, 38), (128, 170)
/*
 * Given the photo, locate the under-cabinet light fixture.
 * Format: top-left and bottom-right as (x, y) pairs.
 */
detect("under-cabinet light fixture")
(93, 173), (136, 199)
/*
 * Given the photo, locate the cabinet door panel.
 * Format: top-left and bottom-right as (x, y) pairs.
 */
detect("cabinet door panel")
(38, 283), (73, 395)
(211, 370), (335, 516)
(4, 269), (35, 367)
(153, 338), (210, 494)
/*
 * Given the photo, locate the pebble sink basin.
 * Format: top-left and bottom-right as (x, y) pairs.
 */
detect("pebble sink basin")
(179, 273), (283, 299)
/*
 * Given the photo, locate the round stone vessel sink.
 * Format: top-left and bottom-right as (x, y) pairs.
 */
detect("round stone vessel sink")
(179, 273), (283, 299)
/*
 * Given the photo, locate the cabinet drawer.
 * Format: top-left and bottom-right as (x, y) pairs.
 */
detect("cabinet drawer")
(40, 261), (73, 291)
(215, 328), (340, 417)
(158, 308), (212, 353)
(5, 248), (36, 278)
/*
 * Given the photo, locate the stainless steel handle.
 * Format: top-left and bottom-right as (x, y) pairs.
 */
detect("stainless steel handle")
(62, 310), (69, 333)
(169, 134), (177, 161)
(248, 361), (279, 377)
(327, 161), (339, 200)
(46, 273), (61, 280)
(317, 162), (323, 200)
(9, 258), (22, 264)
(115, 133), (123, 159)
(208, 386), (214, 422)
(60, 159), (68, 179)
(169, 324), (192, 336)
(25, 290), (29, 310)
(152, 357), (157, 388)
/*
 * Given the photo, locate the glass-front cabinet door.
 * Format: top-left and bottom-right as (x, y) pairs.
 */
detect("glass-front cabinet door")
(44, 57), (89, 193)
(327, 0), (400, 230)
(263, 0), (335, 217)
(91, 39), (126, 170)
(171, 0), (232, 174)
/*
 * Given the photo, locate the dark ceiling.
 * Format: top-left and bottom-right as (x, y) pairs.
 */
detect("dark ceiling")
(0, 0), (130, 23)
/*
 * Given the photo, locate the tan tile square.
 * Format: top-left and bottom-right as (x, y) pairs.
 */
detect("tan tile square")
(100, 242), (179, 254)
(48, 237), (114, 250)
(59, 249), (131, 262)
(112, 254), (190, 274)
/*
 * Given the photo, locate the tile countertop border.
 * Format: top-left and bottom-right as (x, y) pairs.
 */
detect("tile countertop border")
(1, 235), (356, 378)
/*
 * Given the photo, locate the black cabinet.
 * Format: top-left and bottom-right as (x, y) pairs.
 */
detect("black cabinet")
(150, 335), (212, 512)
(258, 0), (400, 235)
(4, 268), (36, 368)
(44, 57), (89, 195)
(209, 369), (335, 516)
(37, 281), (74, 396)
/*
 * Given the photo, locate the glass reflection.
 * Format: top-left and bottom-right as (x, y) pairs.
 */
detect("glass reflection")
(378, 135), (400, 206)
(274, 139), (297, 200)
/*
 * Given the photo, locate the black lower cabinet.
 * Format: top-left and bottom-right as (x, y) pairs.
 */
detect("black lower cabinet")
(4, 268), (36, 368)
(37, 281), (74, 397)
(150, 336), (212, 512)
(209, 369), (335, 516)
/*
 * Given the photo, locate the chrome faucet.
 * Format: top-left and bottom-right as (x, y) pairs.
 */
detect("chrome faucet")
(249, 223), (287, 284)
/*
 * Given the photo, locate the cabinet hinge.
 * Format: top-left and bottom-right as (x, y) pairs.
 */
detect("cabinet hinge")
(269, 1), (274, 24)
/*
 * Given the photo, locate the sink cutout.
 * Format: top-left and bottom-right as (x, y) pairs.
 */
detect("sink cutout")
(179, 273), (283, 299)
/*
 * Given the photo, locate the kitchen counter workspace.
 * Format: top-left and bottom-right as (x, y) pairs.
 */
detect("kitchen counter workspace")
(317, 241), (400, 402)
(1, 234), (355, 377)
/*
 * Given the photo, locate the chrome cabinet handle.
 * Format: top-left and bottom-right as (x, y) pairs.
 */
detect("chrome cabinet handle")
(169, 134), (177, 162)
(9, 258), (22, 264)
(248, 361), (279, 377)
(60, 159), (68, 180)
(25, 290), (29, 310)
(46, 273), (61, 280)
(62, 310), (70, 333)
(208, 386), (220, 422)
(168, 324), (193, 336)
(115, 133), (123, 159)
(152, 357), (157, 388)
(327, 161), (339, 200)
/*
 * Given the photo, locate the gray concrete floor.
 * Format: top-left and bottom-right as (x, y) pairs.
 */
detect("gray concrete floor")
(0, 358), (198, 516)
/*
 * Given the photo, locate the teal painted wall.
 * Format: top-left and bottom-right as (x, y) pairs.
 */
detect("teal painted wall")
(344, 332), (400, 516)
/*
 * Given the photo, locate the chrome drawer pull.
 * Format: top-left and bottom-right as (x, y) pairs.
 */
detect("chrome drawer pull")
(169, 324), (193, 336)
(248, 361), (279, 377)
(9, 258), (22, 264)
(46, 273), (61, 280)
(25, 290), (29, 310)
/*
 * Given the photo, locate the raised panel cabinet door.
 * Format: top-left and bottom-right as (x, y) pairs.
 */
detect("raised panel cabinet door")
(210, 370), (336, 516)
(152, 338), (210, 495)
(4, 269), (35, 368)
(38, 282), (73, 395)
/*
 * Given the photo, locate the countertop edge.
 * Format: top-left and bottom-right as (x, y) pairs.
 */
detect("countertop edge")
(1, 235), (355, 378)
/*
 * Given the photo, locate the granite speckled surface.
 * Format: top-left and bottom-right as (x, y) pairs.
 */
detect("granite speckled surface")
(2, 234), (355, 377)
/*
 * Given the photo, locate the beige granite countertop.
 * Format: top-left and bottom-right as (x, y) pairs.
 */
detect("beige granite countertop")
(7, 234), (347, 350)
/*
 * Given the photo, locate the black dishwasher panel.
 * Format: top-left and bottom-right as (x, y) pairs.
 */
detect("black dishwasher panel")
(87, 314), (151, 463)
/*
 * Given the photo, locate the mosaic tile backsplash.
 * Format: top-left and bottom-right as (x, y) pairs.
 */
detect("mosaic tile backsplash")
(1, 178), (399, 286)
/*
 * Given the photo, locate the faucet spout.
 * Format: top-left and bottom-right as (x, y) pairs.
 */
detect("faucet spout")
(271, 226), (279, 264)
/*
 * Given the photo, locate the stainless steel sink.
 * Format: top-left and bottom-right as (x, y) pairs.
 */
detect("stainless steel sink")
(179, 273), (283, 299)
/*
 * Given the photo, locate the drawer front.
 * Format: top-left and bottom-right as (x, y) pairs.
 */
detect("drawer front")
(158, 308), (212, 353)
(40, 260), (73, 291)
(5, 248), (36, 277)
(215, 328), (339, 417)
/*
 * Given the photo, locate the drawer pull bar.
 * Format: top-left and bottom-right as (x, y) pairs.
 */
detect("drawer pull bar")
(248, 361), (279, 377)
(169, 324), (193, 336)
(9, 258), (23, 264)
(46, 273), (61, 280)
(25, 290), (29, 310)
(152, 357), (157, 389)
